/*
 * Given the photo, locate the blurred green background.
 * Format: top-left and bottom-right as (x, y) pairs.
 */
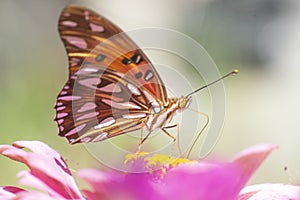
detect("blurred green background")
(1, 0), (300, 187)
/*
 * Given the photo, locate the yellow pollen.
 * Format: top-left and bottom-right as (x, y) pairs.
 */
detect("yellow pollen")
(125, 152), (196, 175)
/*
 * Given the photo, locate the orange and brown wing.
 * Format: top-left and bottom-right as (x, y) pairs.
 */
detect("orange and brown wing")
(55, 69), (149, 143)
(55, 5), (167, 143)
(58, 5), (167, 105)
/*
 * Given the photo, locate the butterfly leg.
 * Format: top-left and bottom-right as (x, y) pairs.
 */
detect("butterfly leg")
(140, 128), (152, 145)
(137, 122), (153, 151)
(161, 125), (177, 141)
(139, 126), (144, 149)
(137, 131), (153, 152)
(161, 124), (183, 156)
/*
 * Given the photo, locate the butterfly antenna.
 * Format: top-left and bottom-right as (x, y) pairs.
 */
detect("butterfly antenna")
(185, 69), (239, 98)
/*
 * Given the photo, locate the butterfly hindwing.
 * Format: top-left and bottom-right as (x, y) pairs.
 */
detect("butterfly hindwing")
(56, 66), (151, 143)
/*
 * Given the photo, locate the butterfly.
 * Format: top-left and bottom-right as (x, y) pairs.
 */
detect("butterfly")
(55, 5), (237, 145)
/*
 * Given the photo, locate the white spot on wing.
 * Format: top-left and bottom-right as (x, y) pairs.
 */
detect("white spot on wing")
(127, 83), (141, 95)
(65, 124), (87, 137)
(65, 36), (87, 49)
(78, 102), (97, 113)
(99, 83), (121, 93)
(62, 21), (77, 27)
(144, 91), (162, 113)
(60, 91), (67, 95)
(58, 96), (81, 101)
(77, 112), (98, 121)
(56, 106), (66, 111)
(78, 78), (100, 89)
(81, 137), (91, 143)
(75, 68), (99, 75)
(144, 91), (156, 103)
(92, 132), (108, 142)
(89, 23), (104, 32)
(102, 99), (141, 109)
(123, 113), (147, 119)
(144, 71), (154, 81)
(57, 112), (68, 118)
(94, 117), (115, 129)
(135, 55), (142, 64)
(84, 68), (98, 72)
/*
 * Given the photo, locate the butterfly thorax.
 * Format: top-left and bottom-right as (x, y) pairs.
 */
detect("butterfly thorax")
(146, 96), (191, 132)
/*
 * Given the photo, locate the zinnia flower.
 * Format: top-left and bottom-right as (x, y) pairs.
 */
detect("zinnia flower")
(0, 140), (299, 200)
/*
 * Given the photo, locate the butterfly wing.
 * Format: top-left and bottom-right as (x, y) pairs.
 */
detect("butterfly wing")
(55, 5), (168, 143)
(58, 5), (167, 104)
(56, 69), (150, 144)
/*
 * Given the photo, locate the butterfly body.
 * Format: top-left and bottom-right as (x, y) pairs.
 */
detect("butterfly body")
(55, 5), (191, 144)
(145, 96), (191, 132)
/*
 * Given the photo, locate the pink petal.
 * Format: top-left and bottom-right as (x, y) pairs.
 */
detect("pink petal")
(239, 184), (300, 199)
(17, 191), (63, 200)
(1, 141), (279, 200)
(160, 162), (242, 200)
(0, 141), (84, 200)
(0, 186), (25, 199)
(16, 170), (73, 199)
(0, 144), (27, 163)
(78, 168), (157, 200)
(77, 144), (279, 200)
(232, 144), (279, 187)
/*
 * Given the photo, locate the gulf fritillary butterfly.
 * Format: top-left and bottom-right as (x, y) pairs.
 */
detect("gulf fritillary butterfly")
(55, 5), (238, 146)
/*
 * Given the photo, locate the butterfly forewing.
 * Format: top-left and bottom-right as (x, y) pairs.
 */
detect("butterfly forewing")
(56, 5), (168, 143)
(58, 6), (167, 103)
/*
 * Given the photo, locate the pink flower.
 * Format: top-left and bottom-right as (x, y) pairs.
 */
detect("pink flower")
(0, 186), (25, 199)
(0, 140), (299, 200)
(239, 184), (300, 200)
(0, 141), (84, 200)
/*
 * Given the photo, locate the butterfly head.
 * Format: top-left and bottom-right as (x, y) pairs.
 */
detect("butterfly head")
(177, 96), (192, 111)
